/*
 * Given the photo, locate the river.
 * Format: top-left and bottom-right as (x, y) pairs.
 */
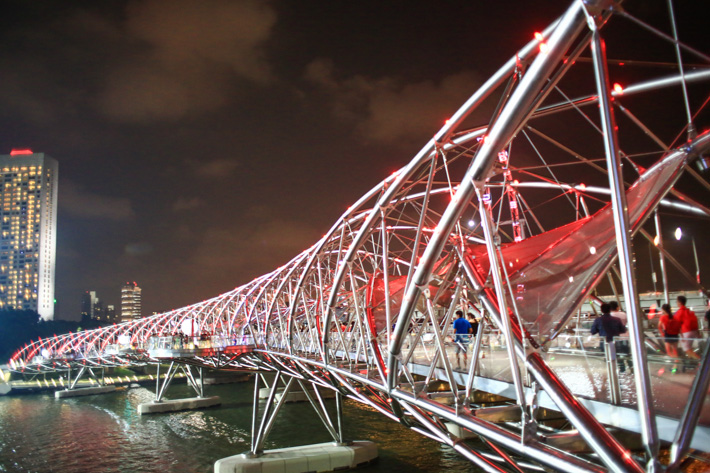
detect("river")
(0, 381), (481, 473)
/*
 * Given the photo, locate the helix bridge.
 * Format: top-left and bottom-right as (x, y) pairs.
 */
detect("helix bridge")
(7, 1), (710, 472)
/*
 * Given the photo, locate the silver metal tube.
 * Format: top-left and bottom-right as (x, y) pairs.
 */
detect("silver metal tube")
(654, 212), (670, 305)
(394, 389), (606, 473)
(253, 371), (282, 454)
(261, 377), (296, 445)
(640, 228), (708, 295)
(424, 298), (459, 400)
(477, 191), (526, 410)
(335, 390), (344, 444)
(459, 252), (644, 473)
(399, 401), (508, 473)
(535, 69), (710, 119)
(423, 282), (462, 385)
(381, 214), (392, 341)
(669, 340), (710, 469)
(389, 1), (588, 391)
(251, 374), (260, 451)
(464, 318), (486, 401)
(604, 341), (621, 405)
(590, 28), (659, 465)
(692, 237), (700, 284)
(157, 362), (179, 402)
(405, 154), (437, 292)
(667, 0), (694, 135)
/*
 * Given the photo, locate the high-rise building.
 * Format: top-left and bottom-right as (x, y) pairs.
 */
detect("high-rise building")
(81, 290), (112, 322)
(81, 290), (99, 319)
(0, 150), (58, 320)
(105, 304), (116, 323)
(121, 282), (141, 322)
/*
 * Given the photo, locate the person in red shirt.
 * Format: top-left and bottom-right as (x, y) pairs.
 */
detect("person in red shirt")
(658, 303), (681, 360)
(675, 295), (701, 360)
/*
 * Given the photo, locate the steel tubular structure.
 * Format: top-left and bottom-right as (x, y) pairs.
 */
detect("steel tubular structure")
(8, 2), (710, 472)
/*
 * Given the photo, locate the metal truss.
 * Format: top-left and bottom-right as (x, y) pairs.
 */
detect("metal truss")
(8, 2), (710, 472)
(153, 362), (205, 402)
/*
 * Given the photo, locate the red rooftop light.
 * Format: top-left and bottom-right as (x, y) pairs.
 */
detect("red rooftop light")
(10, 149), (33, 156)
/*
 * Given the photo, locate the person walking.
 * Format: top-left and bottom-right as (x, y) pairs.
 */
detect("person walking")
(658, 303), (682, 368)
(676, 295), (701, 360)
(453, 310), (472, 369)
(591, 303), (627, 342)
(591, 303), (627, 372)
(609, 301), (629, 372)
(468, 313), (479, 338)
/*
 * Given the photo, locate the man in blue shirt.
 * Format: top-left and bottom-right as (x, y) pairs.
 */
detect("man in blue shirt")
(453, 310), (472, 368)
(591, 303), (627, 372)
(591, 303), (627, 342)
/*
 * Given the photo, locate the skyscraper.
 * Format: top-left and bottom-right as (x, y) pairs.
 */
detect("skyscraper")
(120, 282), (141, 322)
(105, 304), (116, 323)
(0, 150), (58, 320)
(81, 290), (99, 319)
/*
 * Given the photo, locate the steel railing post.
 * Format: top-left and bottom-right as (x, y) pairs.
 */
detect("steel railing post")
(590, 27), (659, 467)
(669, 340), (710, 470)
(605, 340), (621, 405)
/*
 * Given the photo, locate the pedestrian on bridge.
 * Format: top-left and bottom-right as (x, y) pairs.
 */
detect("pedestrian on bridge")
(659, 303), (681, 362)
(453, 310), (472, 369)
(676, 295), (701, 360)
(609, 301), (629, 372)
(590, 303), (626, 372)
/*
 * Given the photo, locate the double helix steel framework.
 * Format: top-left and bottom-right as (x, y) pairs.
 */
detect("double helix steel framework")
(8, 2), (710, 472)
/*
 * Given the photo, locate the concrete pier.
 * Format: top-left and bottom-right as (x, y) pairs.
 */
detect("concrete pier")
(214, 441), (378, 473)
(54, 385), (116, 398)
(137, 395), (221, 415)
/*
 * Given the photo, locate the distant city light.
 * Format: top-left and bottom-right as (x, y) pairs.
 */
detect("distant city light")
(675, 227), (682, 240)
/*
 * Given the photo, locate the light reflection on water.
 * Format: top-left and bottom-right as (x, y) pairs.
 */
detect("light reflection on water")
(0, 382), (482, 473)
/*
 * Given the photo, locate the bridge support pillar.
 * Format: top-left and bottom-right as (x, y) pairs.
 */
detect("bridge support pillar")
(214, 441), (378, 473)
(138, 362), (221, 415)
(215, 373), (377, 472)
(55, 367), (116, 398)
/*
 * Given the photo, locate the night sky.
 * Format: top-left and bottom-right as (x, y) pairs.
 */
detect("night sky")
(0, 1), (706, 319)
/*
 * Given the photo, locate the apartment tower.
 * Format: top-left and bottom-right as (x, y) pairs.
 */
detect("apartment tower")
(121, 282), (141, 322)
(0, 150), (58, 320)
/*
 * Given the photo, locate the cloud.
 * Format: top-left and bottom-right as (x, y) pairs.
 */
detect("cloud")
(173, 197), (204, 212)
(59, 181), (135, 220)
(190, 219), (319, 274)
(99, 0), (277, 122)
(196, 159), (240, 178)
(304, 58), (481, 144)
(125, 242), (153, 256)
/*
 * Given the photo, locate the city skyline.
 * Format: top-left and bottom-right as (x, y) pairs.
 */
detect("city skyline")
(0, 1), (707, 319)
